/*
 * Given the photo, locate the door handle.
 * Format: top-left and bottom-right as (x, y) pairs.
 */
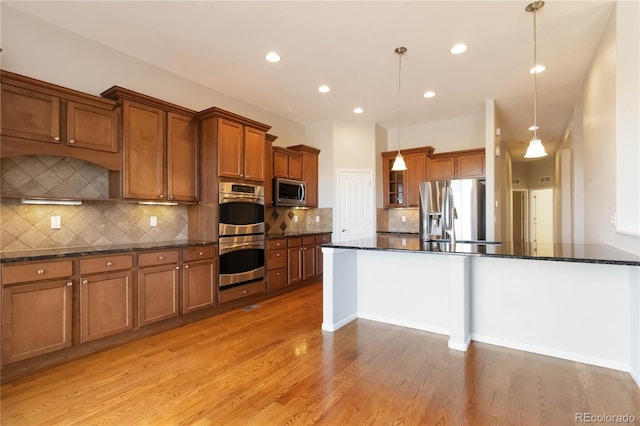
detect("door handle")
(341, 229), (346, 232)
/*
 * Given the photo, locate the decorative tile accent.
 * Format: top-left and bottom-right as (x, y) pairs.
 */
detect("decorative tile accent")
(0, 199), (188, 250)
(287, 210), (294, 220)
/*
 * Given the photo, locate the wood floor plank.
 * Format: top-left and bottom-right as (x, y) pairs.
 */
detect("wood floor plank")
(2, 282), (639, 425)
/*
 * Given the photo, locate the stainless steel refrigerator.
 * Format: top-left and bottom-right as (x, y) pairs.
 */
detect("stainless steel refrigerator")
(419, 179), (486, 242)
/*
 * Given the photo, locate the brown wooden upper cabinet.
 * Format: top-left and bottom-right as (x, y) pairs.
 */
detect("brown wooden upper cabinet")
(428, 148), (485, 181)
(288, 145), (321, 207)
(217, 118), (266, 182)
(101, 86), (199, 202)
(381, 147), (433, 208)
(273, 147), (302, 180)
(1, 70), (121, 170)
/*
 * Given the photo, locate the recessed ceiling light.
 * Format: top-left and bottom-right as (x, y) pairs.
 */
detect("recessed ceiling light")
(450, 43), (468, 55)
(423, 91), (436, 98)
(318, 85), (330, 93)
(353, 107), (363, 114)
(529, 125), (539, 131)
(529, 64), (546, 74)
(265, 52), (281, 63)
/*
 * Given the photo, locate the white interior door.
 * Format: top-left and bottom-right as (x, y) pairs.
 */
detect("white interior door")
(336, 169), (374, 242)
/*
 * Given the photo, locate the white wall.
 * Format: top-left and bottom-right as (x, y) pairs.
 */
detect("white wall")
(582, 2), (640, 255)
(1, 5), (306, 146)
(386, 114), (485, 154)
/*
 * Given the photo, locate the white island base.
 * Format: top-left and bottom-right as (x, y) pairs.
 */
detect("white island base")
(321, 247), (640, 387)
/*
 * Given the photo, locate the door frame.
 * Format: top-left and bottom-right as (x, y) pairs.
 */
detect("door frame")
(334, 168), (375, 242)
(511, 189), (529, 243)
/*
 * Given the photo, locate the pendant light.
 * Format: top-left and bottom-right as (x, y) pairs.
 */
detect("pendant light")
(391, 46), (408, 171)
(524, 1), (548, 159)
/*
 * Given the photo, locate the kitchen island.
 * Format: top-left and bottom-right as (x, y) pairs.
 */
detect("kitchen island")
(321, 239), (640, 386)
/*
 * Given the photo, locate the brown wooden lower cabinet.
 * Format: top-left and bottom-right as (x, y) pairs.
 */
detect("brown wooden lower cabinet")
(219, 280), (266, 303)
(138, 263), (180, 327)
(2, 279), (73, 364)
(182, 259), (216, 314)
(80, 270), (134, 343)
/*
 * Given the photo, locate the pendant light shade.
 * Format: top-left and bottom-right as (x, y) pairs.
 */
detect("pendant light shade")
(525, 1), (547, 159)
(392, 46), (408, 171)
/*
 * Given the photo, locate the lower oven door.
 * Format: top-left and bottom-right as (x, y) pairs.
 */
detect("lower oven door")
(218, 234), (265, 288)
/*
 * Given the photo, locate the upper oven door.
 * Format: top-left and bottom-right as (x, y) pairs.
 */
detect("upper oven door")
(219, 182), (265, 236)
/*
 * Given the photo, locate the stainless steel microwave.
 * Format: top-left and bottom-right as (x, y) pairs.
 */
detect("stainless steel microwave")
(274, 177), (306, 207)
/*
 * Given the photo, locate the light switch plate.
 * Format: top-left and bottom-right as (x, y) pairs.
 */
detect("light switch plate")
(401, 215), (406, 222)
(150, 216), (157, 227)
(51, 216), (61, 229)
(315, 215), (320, 223)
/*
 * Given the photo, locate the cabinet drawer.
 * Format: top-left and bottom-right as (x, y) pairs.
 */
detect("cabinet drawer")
(183, 246), (216, 262)
(267, 248), (287, 270)
(316, 233), (331, 244)
(219, 280), (266, 304)
(287, 237), (302, 248)
(138, 250), (179, 267)
(266, 239), (286, 250)
(268, 268), (288, 290)
(302, 235), (316, 246)
(2, 260), (73, 285)
(80, 254), (133, 275)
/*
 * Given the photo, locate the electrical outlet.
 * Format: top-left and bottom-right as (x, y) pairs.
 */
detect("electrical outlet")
(401, 238), (407, 246)
(294, 215), (298, 223)
(50, 216), (61, 230)
(150, 216), (157, 227)
(401, 215), (406, 223)
(315, 215), (320, 223)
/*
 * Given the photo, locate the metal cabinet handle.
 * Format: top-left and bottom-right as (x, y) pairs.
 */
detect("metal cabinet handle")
(198, 251), (203, 256)
(184, 265), (189, 269)
(176, 266), (181, 270)
(158, 256), (164, 260)
(68, 139), (75, 144)
(106, 261), (113, 266)
(82, 279), (88, 284)
(53, 136), (60, 141)
(66, 282), (73, 286)
(159, 195), (164, 198)
(37, 269), (45, 274)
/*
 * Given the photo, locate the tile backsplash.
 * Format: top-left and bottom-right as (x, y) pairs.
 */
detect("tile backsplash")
(377, 208), (419, 233)
(265, 207), (332, 235)
(1, 199), (188, 251)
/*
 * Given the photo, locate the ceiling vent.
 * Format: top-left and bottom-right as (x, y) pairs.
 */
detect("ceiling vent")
(539, 176), (551, 183)
(512, 178), (521, 185)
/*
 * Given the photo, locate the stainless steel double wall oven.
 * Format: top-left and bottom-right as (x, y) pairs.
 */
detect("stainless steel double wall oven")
(218, 182), (265, 289)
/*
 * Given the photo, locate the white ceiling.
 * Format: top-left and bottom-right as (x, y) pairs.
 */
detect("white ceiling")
(6, 1), (614, 161)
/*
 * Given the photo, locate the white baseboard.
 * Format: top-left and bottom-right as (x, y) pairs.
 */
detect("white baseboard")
(357, 312), (449, 336)
(448, 335), (471, 352)
(630, 365), (640, 388)
(321, 313), (357, 332)
(471, 333), (629, 372)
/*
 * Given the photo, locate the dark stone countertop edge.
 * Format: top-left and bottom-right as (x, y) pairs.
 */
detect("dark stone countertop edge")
(320, 242), (640, 267)
(0, 240), (217, 263)
(265, 232), (332, 239)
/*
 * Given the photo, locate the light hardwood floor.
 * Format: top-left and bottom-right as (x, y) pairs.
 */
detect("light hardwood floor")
(2, 282), (639, 425)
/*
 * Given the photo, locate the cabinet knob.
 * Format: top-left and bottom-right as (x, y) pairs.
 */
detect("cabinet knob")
(177, 266), (181, 269)
(53, 136), (60, 141)
(158, 256), (164, 260)
(184, 265), (189, 269)
(276, 253), (280, 257)
(106, 261), (113, 266)
(276, 272), (280, 276)
(37, 269), (45, 275)
(82, 279), (88, 284)
(66, 282), (73, 286)
(242, 290), (247, 294)
(198, 251), (203, 256)
(68, 139), (75, 144)
(159, 195), (164, 199)
(246, 174), (249, 178)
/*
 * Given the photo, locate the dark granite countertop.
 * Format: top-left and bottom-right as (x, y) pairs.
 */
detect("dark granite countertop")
(322, 238), (640, 266)
(0, 240), (217, 263)
(266, 231), (332, 239)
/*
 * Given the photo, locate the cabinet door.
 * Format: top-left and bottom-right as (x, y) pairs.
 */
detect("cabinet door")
(182, 259), (215, 314)
(272, 149), (289, 178)
(406, 153), (426, 207)
(301, 152), (319, 207)
(138, 264), (180, 326)
(80, 270), (134, 343)
(217, 118), (243, 179)
(66, 101), (119, 152)
(302, 245), (316, 280)
(244, 127), (265, 182)
(122, 100), (166, 200)
(456, 152), (485, 178)
(428, 156), (455, 181)
(288, 247), (302, 284)
(382, 154), (405, 207)
(167, 112), (198, 202)
(2, 279), (73, 364)
(1, 84), (61, 144)
(288, 153), (303, 180)
(315, 245), (324, 276)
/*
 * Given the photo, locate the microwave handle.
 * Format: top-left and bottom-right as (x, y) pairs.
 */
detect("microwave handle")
(299, 183), (305, 201)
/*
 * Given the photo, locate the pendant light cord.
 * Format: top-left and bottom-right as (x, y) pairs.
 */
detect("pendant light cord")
(532, 7), (538, 141)
(397, 48), (403, 155)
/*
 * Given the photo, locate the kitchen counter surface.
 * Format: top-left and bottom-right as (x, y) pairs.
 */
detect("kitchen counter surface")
(0, 240), (217, 263)
(324, 238), (640, 266)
